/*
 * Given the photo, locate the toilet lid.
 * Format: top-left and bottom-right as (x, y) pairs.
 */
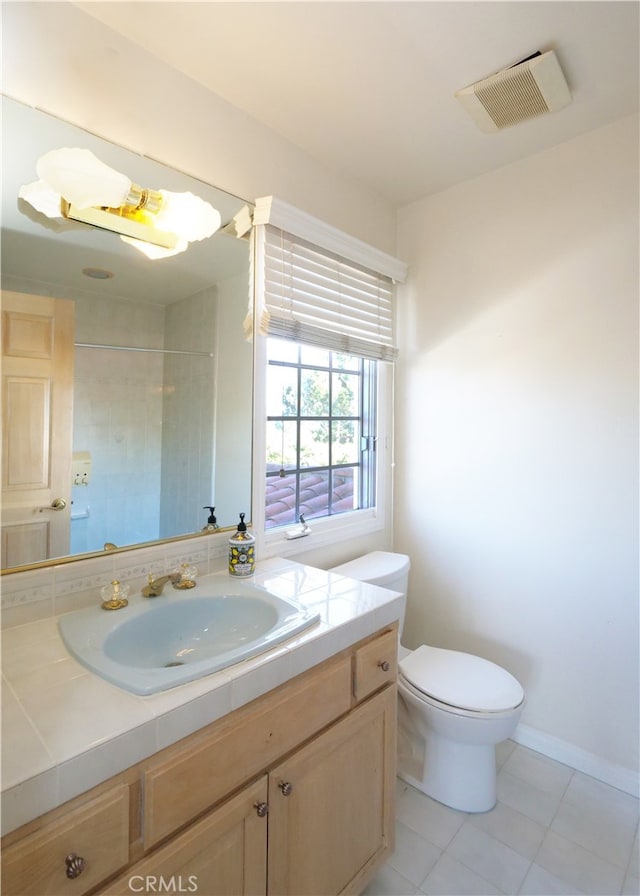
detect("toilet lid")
(399, 645), (524, 712)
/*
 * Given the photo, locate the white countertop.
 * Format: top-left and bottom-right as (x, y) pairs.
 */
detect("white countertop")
(1, 558), (402, 835)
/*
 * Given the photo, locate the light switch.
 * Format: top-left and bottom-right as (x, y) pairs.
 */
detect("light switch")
(72, 451), (92, 486)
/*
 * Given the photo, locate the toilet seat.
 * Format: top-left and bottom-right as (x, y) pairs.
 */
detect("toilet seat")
(399, 645), (524, 713)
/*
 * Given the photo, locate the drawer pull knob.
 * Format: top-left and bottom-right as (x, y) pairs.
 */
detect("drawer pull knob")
(279, 781), (293, 796)
(378, 660), (390, 672)
(254, 801), (269, 817)
(65, 854), (85, 879)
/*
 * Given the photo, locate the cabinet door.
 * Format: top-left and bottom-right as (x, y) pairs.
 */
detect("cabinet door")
(99, 778), (268, 896)
(267, 686), (396, 896)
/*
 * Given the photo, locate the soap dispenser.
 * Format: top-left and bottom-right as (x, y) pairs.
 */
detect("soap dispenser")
(202, 506), (219, 531)
(228, 513), (255, 577)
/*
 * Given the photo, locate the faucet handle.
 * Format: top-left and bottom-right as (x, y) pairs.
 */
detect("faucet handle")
(173, 563), (198, 590)
(101, 580), (129, 611)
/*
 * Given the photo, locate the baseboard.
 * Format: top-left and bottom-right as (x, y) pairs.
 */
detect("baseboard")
(513, 723), (639, 797)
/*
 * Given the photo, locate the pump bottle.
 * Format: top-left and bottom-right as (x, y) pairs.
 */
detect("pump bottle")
(228, 513), (255, 577)
(202, 506), (219, 531)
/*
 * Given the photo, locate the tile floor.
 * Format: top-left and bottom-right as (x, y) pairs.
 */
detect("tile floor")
(364, 742), (639, 896)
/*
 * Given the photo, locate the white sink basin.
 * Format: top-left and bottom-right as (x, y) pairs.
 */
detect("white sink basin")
(58, 579), (320, 695)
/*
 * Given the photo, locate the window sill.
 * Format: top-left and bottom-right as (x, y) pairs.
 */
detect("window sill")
(259, 508), (384, 560)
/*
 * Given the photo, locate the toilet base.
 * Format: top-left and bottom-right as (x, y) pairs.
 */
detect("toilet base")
(397, 690), (505, 813)
(398, 736), (498, 813)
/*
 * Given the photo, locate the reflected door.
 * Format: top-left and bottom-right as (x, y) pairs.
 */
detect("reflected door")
(1, 291), (74, 567)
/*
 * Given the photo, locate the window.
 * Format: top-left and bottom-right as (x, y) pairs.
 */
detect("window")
(265, 339), (377, 528)
(251, 205), (406, 540)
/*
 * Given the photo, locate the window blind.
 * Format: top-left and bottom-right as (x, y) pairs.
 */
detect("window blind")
(260, 225), (398, 362)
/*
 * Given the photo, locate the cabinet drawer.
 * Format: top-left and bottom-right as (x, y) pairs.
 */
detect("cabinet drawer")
(1, 785), (130, 896)
(144, 654), (352, 849)
(353, 628), (397, 702)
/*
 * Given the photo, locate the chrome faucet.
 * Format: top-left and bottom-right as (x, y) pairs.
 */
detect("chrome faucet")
(142, 573), (181, 597)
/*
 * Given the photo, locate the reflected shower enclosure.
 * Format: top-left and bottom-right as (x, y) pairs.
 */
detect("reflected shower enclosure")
(71, 283), (243, 554)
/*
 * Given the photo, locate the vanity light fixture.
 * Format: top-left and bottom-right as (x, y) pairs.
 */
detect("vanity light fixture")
(19, 147), (221, 259)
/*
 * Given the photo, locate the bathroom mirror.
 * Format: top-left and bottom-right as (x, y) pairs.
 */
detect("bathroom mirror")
(1, 96), (253, 572)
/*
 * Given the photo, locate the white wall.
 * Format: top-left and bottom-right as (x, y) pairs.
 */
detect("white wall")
(395, 115), (639, 785)
(1, 2), (396, 255)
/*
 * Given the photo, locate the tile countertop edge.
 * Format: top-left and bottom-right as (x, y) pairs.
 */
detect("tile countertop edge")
(1, 559), (403, 835)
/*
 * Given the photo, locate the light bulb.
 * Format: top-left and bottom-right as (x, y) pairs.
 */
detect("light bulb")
(120, 190), (221, 258)
(155, 190), (221, 242)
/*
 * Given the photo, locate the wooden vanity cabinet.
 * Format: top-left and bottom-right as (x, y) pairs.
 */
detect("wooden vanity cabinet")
(1, 625), (397, 896)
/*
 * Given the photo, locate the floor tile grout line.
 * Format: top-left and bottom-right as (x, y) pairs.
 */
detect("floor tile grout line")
(621, 816), (640, 887)
(387, 753), (639, 896)
(522, 826), (630, 896)
(448, 840), (533, 896)
(466, 795), (548, 862)
(523, 766), (576, 885)
(379, 804), (636, 896)
(535, 768), (638, 886)
(409, 793), (535, 896)
(506, 748), (639, 881)
(416, 850), (515, 896)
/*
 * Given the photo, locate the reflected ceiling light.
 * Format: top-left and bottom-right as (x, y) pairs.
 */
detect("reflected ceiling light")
(82, 267), (114, 280)
(19, 148), (222, 259)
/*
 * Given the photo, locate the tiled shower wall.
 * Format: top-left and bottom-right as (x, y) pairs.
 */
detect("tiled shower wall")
(159, 285), (217, 539)
(71, 293), (165, 553)
(5, 269), (249, 562)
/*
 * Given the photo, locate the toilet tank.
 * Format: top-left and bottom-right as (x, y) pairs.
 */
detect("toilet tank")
(330, 552), (410, 638)
(330, 551), (410, 592)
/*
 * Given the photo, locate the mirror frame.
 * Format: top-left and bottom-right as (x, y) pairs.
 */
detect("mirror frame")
(1, 525), (242, 577)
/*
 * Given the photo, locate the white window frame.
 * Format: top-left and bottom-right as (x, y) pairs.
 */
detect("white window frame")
(253, 342), (394, 558)
(249, 197), (406, 560)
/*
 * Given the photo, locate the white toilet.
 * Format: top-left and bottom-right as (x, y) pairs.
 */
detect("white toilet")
(330, 551), (525, 813)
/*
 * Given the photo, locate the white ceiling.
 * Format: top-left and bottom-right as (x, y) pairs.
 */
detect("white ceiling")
(75, 1), (639, 207)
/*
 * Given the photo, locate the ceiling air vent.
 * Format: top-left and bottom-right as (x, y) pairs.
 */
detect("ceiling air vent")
(455, 50), (571, 133)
